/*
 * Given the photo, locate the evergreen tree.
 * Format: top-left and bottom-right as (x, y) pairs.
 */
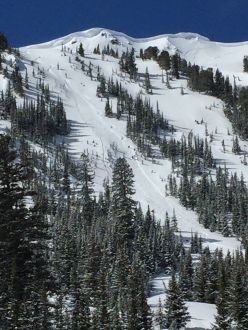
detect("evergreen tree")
(25, 69), (29, 89)
(164, 270), (190, 329)
(0, 134), (53, 328)
(78, 43), (85, 57)
(78, 154), (95, 233)
(157, 50), (170, 71)
(232, 136), (241, 155)
(62, 154), (71, 194)
(91, 252), (110, 329)
(119, 48), (138, 80)
(179, 248), (194, 300)
(105, 97), (112, 117)
(111, 158), (137, 246)
(144, 67), (152, 93)
(126, 263), (153, 329)
(143, 46), (159, 60)
(0, 31), (8, 50)
(227, 264), (248, 328)
(212, 294), (230, 330)
(193, 255), (207, 302)
(171, 54), (180, 79)
(156, 297), (166, 329)
(243, 56), (248, 73)
(70, 286), (91, 330)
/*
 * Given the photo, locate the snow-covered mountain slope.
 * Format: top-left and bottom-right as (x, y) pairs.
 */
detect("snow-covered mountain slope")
(26, 27), (248, 78)
(2, 28), (248, 329)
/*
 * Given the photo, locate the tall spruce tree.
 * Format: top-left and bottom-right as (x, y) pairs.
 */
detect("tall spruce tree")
(126, 263), (153, 329)
(111, 158), (136, 246)
(78, 154), (95, 236)
(212, 295), (231, 330)
(243, 56), (248, 73)
(144, 67), (152, 93)
(105, 97), (112, 117)
(0, 134), (53, 328)
(227, 262), (248, 329)
(164, 270), (190, 329)
(78, 43), (85, 57)
(0, 31), (8, 50)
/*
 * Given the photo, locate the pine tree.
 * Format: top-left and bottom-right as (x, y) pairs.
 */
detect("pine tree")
(157, 50), (170, 71)
(0, 31), (8, 50)
(78, 154), (95, 233)
(243, 56), (248, 73)
(211, 294), (230, 330)
(164, 270), (190, 329)
(232, 136), (241, 154)
(205, 254), (218, 303)
(92, 252), (110, 328)
(179, 248), (194, 300)
(166, 70), (171, 89)
(105, 97), (112, 117)
(126, 263), (153, 330)
(0, 134), (53, 328)
(144, 67), (152, 93)
(171, 54), (180, 79)
(193, 254), (207, 302)
(111, 158), (137, 246)
(70, 287), (91, 330)
(119, 48), (138, 80)
(78, 43), (85, 57)
(227, 265), (248, 328)
(25, 69), (29, 89)
(62, 151), (71, 194)
(156, 297), (166, 329)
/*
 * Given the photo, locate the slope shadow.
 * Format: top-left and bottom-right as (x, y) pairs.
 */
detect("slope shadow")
(16, 60), (27, 72)
(56, 120), (91, 159)
(23, 87), (41, 100)
(85, 55), (100, 61)
(179, 231), (222, 245)
(24, 85), (63, 103)
(200, 237), (222, 244)
(139, 72), (161, 79)
(214, 158), (238, 170)
(68, 120), (91, 136)
(149, 92), (162, 96)
(151, 85), (163, 90)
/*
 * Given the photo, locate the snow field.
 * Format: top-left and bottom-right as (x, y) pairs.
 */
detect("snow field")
(2, 28), (248, 328)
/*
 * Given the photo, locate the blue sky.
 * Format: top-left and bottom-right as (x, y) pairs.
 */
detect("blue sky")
(2, 0), (248, 46)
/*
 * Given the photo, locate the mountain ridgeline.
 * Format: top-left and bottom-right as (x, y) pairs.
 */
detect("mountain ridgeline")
(1, 29), (248, 328)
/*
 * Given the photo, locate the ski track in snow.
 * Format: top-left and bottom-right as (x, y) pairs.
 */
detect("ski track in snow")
(66, 76), (112, 177)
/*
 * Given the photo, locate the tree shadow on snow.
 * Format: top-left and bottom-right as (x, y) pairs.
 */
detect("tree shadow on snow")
(180, 231), (222, 245)
(186, 327), (206, 330)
